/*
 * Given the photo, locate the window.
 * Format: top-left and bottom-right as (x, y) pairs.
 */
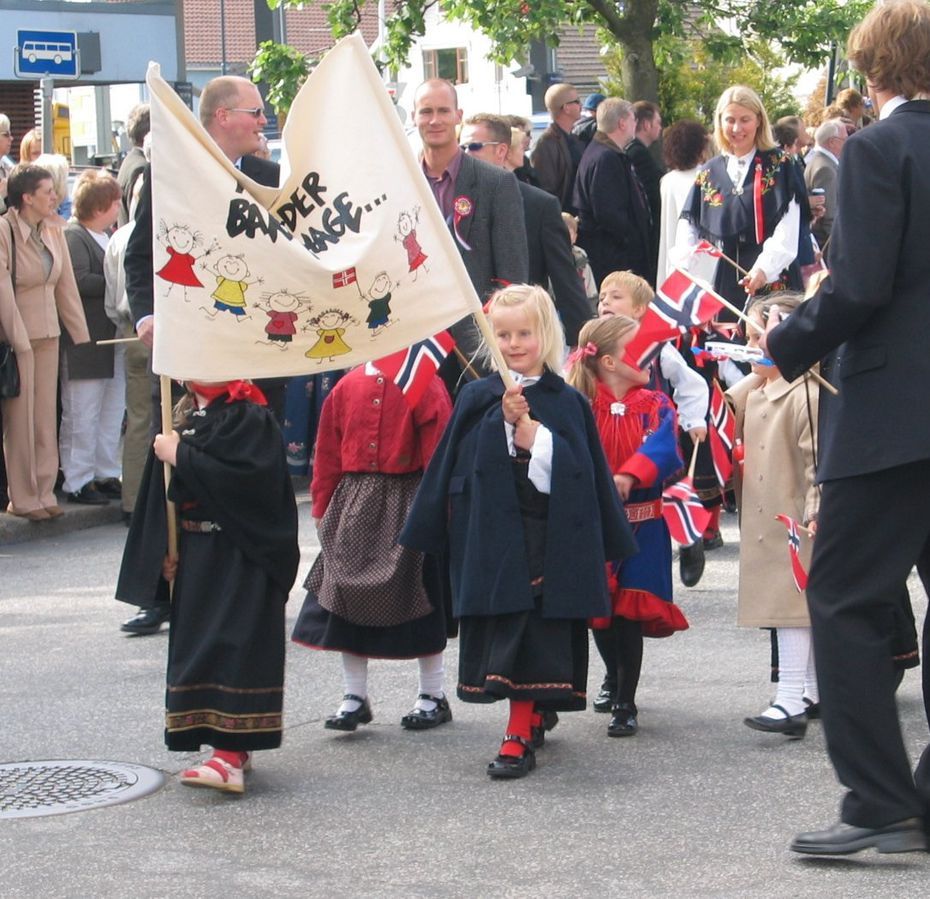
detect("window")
(423, 48), (468, 85)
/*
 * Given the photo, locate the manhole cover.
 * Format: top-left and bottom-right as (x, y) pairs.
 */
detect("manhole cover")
(0, 760), (165, 819)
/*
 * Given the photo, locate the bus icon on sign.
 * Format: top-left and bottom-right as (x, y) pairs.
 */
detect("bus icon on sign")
(23, 41), (73, 65)
(14, 29), (80, 79)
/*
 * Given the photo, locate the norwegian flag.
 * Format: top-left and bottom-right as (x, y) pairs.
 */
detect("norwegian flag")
(622, 321), (680, 371)
(373, 332), (455, 409)
(662, 477), (712, 546)
(775, 514), (809, 592)
(694, 239), (723, 259)
(653, 269), (726, 330)
(332, 267), (358, 289)
(708, 380), (734, 487)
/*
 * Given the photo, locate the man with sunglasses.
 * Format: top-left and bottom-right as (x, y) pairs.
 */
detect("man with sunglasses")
(531, 83), (584, 214)
(120, 76), (282, 636)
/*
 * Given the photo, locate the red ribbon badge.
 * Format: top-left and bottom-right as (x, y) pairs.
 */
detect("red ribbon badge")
(452, 195), (473, 250)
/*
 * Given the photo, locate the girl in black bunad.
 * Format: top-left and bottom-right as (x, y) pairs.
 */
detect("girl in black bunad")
(291, 361), (453, 731)
(116, 379), (299, 795)
(401, 284), (635, 779)
(671, 84), (805, 549)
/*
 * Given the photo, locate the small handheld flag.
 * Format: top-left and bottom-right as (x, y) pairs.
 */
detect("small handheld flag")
(775, 514), (809, 592)
(708, 380), (734, 488)
(373, 332), (455, 409)
(662, 477), (712, 546)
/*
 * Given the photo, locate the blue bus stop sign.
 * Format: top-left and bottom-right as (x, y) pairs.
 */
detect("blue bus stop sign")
(14, 30), (80, 79)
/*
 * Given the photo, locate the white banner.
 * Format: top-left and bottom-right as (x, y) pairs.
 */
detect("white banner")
(147, 33), (482, 380)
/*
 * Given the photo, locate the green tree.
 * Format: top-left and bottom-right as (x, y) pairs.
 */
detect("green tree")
(248, 40), (314, 120)
(267, 0), (871, 102)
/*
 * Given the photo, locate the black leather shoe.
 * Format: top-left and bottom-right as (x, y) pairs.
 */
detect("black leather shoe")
(95, 477), (123, 499)
(324, 695), (373, 731)
(703, 531), (724, 551)
(487, 735), (536, 779)
(400, 694), (452, 730)
(803, 697), (820, 719)
(679, 541), (706, 587)
(790, 818), (927, 855)
(592, 683), (616, 713)
(607, 702), (638, 737)
(120, 605), (170, 635)
(531, 710), (559, 749)
(744, 704), (807, 739)
(68, 482), (110, 505)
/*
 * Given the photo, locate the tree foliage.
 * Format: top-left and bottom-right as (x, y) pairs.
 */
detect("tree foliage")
(270, 0), (873, 102)
(248, 39), (314, 117)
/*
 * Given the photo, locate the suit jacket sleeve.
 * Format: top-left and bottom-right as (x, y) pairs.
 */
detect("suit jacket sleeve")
(125, 166), (154, 326)
(808, 160), (837, 238)
(51, 227), (90, 345)
(768, 133), (901, 380)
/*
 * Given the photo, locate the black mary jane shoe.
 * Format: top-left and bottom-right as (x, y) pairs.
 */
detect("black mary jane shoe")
(679, 541), (706, 588)
(531, 710), (559, 749)
(324, 694), (373, 732)
(743, 703), (807, 739)
(400, 694), (453, 730)
(607, 702), (638, 737)
(487, 735), (536, 780)
(592, 683), (616, 714)
(803, 697), (821, 720)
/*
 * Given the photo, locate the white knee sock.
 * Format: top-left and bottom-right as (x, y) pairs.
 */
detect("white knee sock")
(339, 653), (369, 713)
(804, 639), (819, 705)
(415, 653), (445, 711)
(762, 627), (811, 718)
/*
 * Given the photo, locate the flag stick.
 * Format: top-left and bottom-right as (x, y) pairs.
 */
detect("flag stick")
(469, 309), (518, 390)
(675, 267), (839, 397)
(688, 439), (700, 480)
(704, 245), (749, 278)
(96, 337), (141, 345)
(453, 346), (481, 381)
(159, 374), (178, 595)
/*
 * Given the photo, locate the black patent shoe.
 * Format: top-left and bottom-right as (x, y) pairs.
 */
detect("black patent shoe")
(803, 697), (821, 720)
(487, 735), (536, 779)
(592, 683), (616, 714)
(120, 605), (170, 635)
(607, 702), (638, 737)
(790, 818), (927, 855)
(531, 710), (559, 749)
(703, 531), (724, 551)
(744, 703), (807, 739)
(324, 694), (373, 731)
(679, 541), (706, 587)
(400, 694), (452, 730)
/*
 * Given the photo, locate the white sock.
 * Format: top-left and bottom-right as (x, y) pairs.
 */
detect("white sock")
(415, 653), (445, 712)
(762, 627), (810, 718)
(339, 654), (369, 713)
(803, 640), (819, 705)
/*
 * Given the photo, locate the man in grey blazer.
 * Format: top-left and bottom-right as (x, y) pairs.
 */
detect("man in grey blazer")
(413, 79), (528, 381)
(804, 119), (847, 256)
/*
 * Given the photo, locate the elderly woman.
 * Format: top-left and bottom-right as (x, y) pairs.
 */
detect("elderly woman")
(674, 85), (803, 315)
(0, 164), (88, 519)
(60, 170), (123, 505)
(35, 153), (71, 220)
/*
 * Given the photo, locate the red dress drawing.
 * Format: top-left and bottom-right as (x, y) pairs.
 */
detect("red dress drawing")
(157, 247), (204, 288)
(402, 230), (428, 272)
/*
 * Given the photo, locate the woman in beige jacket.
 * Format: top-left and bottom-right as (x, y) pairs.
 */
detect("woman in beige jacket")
(727, 294), (820, 739)
(0, 164), (89, 519)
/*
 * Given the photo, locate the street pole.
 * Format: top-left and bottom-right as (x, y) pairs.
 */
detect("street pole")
(38, 77), (54, 155)
(220, 0), (228, 75)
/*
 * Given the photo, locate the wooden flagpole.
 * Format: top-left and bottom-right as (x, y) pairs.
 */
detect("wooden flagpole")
(159, 374), (178, 593)
(688, 438), (700, 480)
(675, 267), (838, 397)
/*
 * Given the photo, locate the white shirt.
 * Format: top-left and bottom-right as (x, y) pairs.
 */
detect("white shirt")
(503, 371), (553, 494)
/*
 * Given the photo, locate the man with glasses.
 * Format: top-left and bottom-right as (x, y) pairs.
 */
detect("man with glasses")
(0, 114), (14, 214)
(413, 79), (528, 385)
(805, 118), (847, 258)
(461, 113), (590, 346)
(120, 76), (282, 636)
(531, 83), (584, 213)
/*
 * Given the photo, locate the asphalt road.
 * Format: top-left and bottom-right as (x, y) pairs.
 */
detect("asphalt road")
(1, 509), (928, 897)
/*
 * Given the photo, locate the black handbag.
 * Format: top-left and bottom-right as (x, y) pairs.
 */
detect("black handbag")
(1, 219), (21, 398)
(0, 340), (19, 398)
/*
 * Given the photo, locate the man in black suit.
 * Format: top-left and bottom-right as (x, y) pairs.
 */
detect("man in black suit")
(460, 114), (592, 346)
(122, 75), (281, 636)
(763, 0), (930, 856)
(624, 101), (664, 282)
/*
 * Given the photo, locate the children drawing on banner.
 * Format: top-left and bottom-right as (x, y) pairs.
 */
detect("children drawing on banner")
(304, 308), (356, 363)
(726, 293), (819, 739)
(255, 288), (311, 350)
(597, 270), (710, 590)
(291, 361), (453, 732)
(156, 221), (216, 301)
(566, 316), (689, 737)
(201, 252), (262, 320)
(360, 270), (395, 337)
(395, 207), (429, 280)
(115, 379), (299, 795)
(401, 284), (635, 779)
